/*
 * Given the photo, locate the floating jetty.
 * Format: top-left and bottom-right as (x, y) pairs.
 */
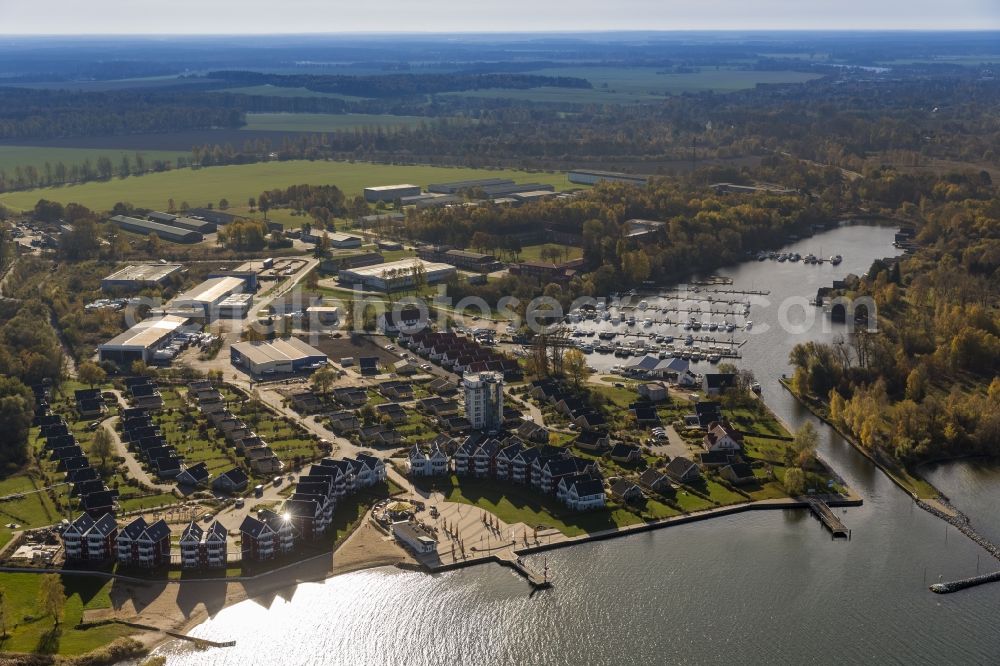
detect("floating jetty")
(930, 570), (1000, 594)
(806, 497), (851, 538)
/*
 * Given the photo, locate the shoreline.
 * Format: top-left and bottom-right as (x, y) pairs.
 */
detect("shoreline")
(778, 381), (1000, 570)
(423, 492), (863, 577)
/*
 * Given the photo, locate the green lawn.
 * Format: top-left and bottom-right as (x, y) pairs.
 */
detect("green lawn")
(419, 475), (643, 537)
(518, 243), (583, 263)
(241, 112), (432, 133)
(0, 160), (576, 213)
(0, 573), (135, 655)
(0, 146), (188, 177)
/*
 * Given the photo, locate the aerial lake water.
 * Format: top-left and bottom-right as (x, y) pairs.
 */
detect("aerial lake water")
(155, 224), (1000, 665)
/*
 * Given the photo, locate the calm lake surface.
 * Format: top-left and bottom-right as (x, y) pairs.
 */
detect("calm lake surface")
(156, 225), (1000, 665)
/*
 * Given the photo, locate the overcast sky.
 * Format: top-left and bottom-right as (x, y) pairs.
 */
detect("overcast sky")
(2, 0), (998, 34)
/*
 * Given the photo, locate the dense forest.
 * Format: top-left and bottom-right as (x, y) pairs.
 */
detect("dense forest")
(207, 70), (593, 97)
(787, 168), (999, 463)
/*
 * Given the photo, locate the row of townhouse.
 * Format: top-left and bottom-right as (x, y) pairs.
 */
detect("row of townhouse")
(125, 376), (164, 410)
(397, 330), (521, 379)
(407, 432), (607, 512)
(63, 512), (230, 569)
(38, 413), (116, 517)
(239, 455), (387, 562)
(528, 379), (608, 430)
(122, 408), (186, 480)
(192, 381), (283, 475)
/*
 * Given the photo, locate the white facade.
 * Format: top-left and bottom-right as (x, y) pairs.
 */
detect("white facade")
(463, 371), (504, 431)
(392, 521), (438, 554)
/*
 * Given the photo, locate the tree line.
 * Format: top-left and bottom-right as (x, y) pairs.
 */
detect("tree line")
(788, 168), (999, 463)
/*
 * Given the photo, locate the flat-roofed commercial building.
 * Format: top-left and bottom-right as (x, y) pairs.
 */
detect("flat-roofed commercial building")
(217, 293), (253, 319)
(231, 337), (328, 378)
(568, 169), (648, 187)
(101, 264), (183, 291)
(170, 276), (246, 317)
(99, 315), (190, 366)
(109, 215), (203, 244)
(328, 233), (363, 249)
(338, 258), (455, 291)
(364, 184), (421, 203)
(147, 211), (216, 233)
(427, 178), (514, 194)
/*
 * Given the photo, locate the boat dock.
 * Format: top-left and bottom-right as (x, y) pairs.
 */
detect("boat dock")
(807, 498), (851, 538)
(496, 550), (552, 589)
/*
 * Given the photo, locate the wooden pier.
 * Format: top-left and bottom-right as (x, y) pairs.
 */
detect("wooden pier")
(496, 551), (553, 589)
(806, 498), (850, 538)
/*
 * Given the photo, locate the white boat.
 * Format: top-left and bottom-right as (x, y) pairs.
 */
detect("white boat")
(708, 354), (722, 363)
(637, 300), (648, 310)
(831, 255), (843, 265)
(626, 315), (636, 326)
(643, 318), (653, 327)
(725, 323), (736, 333)
(744, 320), (753, 330)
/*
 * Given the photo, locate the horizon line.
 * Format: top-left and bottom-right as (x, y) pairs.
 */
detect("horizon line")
(2, 28), (999, 37)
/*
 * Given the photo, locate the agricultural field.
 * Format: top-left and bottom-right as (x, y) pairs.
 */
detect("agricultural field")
(0, 160), (575, 212)
(443, 66), (823, 103)
(0, 146), (188, 176)
(219, 84), (369, 101)
(241, 112), (432, 133)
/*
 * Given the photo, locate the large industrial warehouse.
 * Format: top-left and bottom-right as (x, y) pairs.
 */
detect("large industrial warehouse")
(338, 258), (455, 291)
(169, 276), (246, 317)
(98, 315), (189, 366)
(230, 337), (329, 378)
(109, 215), (204, 243)
(363, 184), (421, 203)
(101, 263), (183, 291)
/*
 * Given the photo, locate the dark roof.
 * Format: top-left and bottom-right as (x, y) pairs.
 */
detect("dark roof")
(611, 479), (640, 496)
(704, 373), (737, 390)
(67, 513), (95, 533)
(154, 456), (182, 472)
(215, 467), (249, 487)
(639, 468), (669, 487)
(699, 450), (731, 465)
(179, 462), (210, 483)
(66, 467), (99, 483)
(181, 521), (204, 541)
(91, 513), (118, 536)
(666, 456), (698, 478)
(285, 498), (320, 518)
(207, 521), (227, 540)
(240, 515), (269, 537)
(610, 443), (640, 459)
(572, 478), (605, 496)
(120, 516), (148, 540)
(725, 462), (755, 479)
(80, 490), (115, 511)
(142, 519), (171, 542)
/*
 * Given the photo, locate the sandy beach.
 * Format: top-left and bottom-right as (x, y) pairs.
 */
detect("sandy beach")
(97, 517), (414, 651)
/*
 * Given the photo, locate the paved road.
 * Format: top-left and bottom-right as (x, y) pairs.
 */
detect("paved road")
(102, 416), (175, 493)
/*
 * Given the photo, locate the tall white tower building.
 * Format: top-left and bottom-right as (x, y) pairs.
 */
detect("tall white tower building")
(463, 371), (504, 431)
